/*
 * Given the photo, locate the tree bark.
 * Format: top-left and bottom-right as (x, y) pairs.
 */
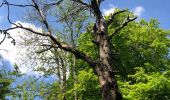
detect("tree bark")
(95, 38), (122, 100)
(93, 15), (122, 100)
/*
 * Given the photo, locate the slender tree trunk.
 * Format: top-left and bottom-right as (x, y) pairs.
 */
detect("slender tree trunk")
(70, 26), (78, 100)
(55, 49), (67, 100)
(72, 55), (77, 100)
(60, 53), (67, 100)
(56, 57), (62, 99)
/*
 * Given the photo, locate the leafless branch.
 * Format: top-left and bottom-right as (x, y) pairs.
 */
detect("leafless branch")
(71, 0), (91, 8)
(32, 0), (52, 34)
(109, 16), (137, 40)
(0, 0), (97, 69)
(2, 24), (96, 68)
(107, 10), (127, 25)
(44, 0), (63, 7)
(0, 0), (33, 8)
(0, 31), (7, 45)
(6, 2), (18, 26)
(0, 31), (15, 45)
(35, 46), (52, 54)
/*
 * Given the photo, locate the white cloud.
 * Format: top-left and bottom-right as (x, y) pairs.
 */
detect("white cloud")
(0, 21), (43, 74)
(0, 21), (40, 64)
(102, 5), (117, 16)
(133, 6), (145, 17)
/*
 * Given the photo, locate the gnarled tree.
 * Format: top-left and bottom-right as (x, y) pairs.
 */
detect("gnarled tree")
(0, 0), (137, 100)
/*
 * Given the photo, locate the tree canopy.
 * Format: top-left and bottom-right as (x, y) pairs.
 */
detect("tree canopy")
(0, 0), (170, 100)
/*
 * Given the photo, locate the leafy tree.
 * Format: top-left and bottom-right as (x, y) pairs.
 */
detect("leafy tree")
(74, 18), (170, 99)
(0, 0), (169, 100)
(0, 1), (136, 99)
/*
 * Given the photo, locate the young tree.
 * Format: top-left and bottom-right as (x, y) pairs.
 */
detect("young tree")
(0, 0), (137, 99)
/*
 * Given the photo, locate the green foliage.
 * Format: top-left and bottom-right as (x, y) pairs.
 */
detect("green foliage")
(14, 76), (48, 100)
(0, 70), (13, 99)
(120, 67), (170, 100)
(66, 69), (101, 100)
(111, 18), (170, 76)
(76, 16), (170, 100)
(77, 31), (98, 59)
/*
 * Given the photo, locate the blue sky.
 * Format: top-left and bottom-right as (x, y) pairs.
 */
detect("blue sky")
(101, 0), (170, 29)
(0, 0), (169, 29)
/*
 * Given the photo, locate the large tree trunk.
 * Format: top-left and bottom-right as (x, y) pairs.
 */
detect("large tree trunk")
(95, 38), (122, 100)
(93, 15), (122, 100)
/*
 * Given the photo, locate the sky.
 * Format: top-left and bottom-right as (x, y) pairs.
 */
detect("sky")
(0, 0), (170, 73)
(101, 0), (170, 29)
(0, 0), (169, 29)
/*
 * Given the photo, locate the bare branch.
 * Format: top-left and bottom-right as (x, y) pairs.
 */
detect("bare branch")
(107, 10), (127, 25)
(35, 48), (52, 54)
(71, 0), (91, 8)
(109, 16), (137, 40)
(2, 24), (97, 68)
(48, 35), (97, 67)
(44, 0), (63, 7)
(32, 0), (51, 33)
(0, 31), (7, 45)
(3, 25), (50, 37)
(0, 0), (97, 69)
(0, 30), (15, 45)
(6, 2), (18, 26)
(0, 0), (33, 8)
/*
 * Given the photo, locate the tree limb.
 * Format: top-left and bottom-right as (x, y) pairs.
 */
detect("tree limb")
(0, 0), (33, 7)
(71, 0), (91, 9)
(2, 24), (97, 68)
(35, 46), (53, 54)
(107, 10), (127, 25)
(0, 31), (7, 45)
(109, 16), (137, 40)
(0, 0), (97, 69)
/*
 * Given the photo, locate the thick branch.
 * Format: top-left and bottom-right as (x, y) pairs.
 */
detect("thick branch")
(48, 35), (97, 67)
(1, 0), (97, 69)
(3, 25), (97, 68)
(91, 0), (102, 17)
(109, 16), (137, 40)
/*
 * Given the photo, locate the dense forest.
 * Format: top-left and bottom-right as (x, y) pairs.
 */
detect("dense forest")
(0, 0), (170, 100)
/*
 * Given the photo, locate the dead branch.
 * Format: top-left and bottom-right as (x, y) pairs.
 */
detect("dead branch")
(109, 16), (137, 40)
(107, 10), (127, 25)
